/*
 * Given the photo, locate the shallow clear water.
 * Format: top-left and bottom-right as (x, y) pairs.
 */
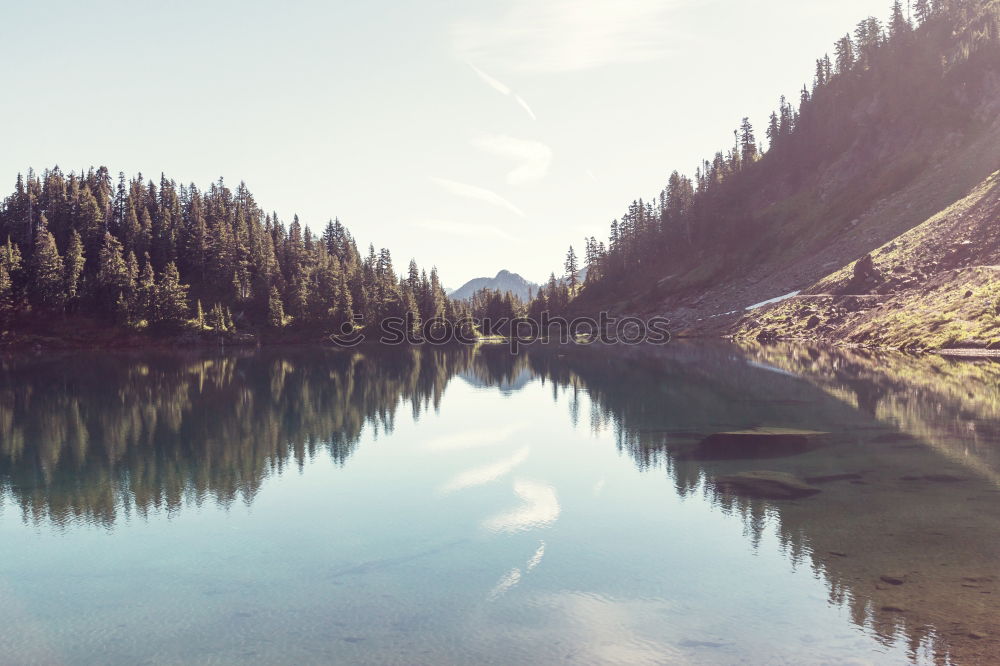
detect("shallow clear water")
(1, 343), (998, 664)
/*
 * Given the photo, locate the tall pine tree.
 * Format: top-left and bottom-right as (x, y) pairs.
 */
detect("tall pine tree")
(30, 220), (66, 309)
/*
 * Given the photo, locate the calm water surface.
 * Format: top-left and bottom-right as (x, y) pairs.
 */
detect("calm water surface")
(1, 343), (998, 665)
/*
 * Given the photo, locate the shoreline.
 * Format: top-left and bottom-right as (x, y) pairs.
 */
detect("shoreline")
(5, 325), (1000, 360)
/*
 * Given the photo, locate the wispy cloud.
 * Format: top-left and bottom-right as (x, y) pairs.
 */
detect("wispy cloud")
(483, 480), (561, 533)
(454, 0), (681, 73)
(425, 425), (523, 452)
(488, 568), (523, 600)
(469, 62), (512, 95)
(429, 176), (525, 217)
(487, 540), (546, 601)
(525, 540), (546, 571)
(513, 94), (537, 121)
(468, 63), (537, 121)
(439, 447), (530, 494)
(472, 134), (552, 185)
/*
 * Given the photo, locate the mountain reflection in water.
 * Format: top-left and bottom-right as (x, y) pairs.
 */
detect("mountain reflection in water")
(0, 342), (998, 664)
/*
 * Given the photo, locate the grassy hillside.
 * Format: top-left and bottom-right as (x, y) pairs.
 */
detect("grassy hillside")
(734, 170), (1000, 350)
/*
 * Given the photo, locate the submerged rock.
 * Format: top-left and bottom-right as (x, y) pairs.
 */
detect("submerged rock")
(690, 427), (827, 460)
(711, 471), (822, 500)
(923, 473), (967, 483)
(900, 474), (968, 483)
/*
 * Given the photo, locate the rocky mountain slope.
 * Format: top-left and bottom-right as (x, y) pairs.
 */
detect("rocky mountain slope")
(577, 1), (1000, 352)
(735, 168), (1000, 349)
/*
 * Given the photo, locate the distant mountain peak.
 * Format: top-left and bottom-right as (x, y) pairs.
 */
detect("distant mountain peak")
(448, 270), (539, 302)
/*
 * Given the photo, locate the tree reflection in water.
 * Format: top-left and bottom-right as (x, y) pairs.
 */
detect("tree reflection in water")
(2, 342), (999, 663)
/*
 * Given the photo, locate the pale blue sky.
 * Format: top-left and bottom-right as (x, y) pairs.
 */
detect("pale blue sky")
(2, 0), (891, 286)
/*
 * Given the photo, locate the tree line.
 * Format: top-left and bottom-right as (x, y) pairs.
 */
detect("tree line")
(0, 169), (468, 336)
(0, 346), (526, 526)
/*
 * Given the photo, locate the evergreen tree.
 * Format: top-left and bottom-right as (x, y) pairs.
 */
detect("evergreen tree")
(306, 253), (342, 325)
(125, 251), (140, 321)
(322, 219), (337, 256)
(195, 299), (206, 330)
(564, 246), (579, 291)
(914, 0), (932, 24)
(739, 117), (757, 164)
(428, 267), (445, 321)
(0, 236), (24, 310)
(401, 283), (421, 337)
(0, 263), (10, 313)
(778, 96), (795, 136)
(137, 255), (156, 322)
(814, 57), (828, 88)
(855, 17), (884, 68)
(766, 111), (781, 148)
(97, 232), (133, 317)
(29, 221), (66, 309)
(155, 261), (189, 326)
(208, 303), (229, 331)
(179, 192), (208, 286)
(527, 286), (547, 324)
(407, 259), (420, 294)
(835, 34), (856, 74)
(285, 275), (309, 321)
(64, 229), (85, 304)
(889, 0), (912, 38)
(336, 269), (353, 325)
(76, 186), (105, 260)
(268, 286), (285, 328)
(121, 201), (142, 255)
